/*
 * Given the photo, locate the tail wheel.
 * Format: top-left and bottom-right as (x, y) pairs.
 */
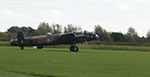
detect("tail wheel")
(70, 46), (79, 52)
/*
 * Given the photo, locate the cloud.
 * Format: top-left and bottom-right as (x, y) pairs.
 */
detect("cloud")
(0, 9), (22, 17)
(105, 0), (119, 3)
(0, 8), (65, 32)
(114, 2), (129, 10)
(86, 0), (97, 3)
(137, 0), (150, 4)
(105, 0), (129, 11)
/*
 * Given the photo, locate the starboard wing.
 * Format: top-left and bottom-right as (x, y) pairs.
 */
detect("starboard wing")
(57, 33), (86, 44)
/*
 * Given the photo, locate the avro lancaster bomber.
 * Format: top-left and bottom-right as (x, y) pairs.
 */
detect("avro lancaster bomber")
(10, 31), (98, 52)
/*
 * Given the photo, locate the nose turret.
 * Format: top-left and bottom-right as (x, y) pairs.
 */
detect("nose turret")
(84, 31), (98, 41)
(91, 32), (98, 40)
(95, 34), (99, 39)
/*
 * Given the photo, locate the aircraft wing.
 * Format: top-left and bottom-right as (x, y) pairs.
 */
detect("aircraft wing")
(57, 33), (85, 44)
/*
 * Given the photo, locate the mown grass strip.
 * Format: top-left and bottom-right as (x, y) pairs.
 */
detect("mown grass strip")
(0, 46), (150, 77)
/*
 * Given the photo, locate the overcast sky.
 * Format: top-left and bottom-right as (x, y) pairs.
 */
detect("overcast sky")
(0, 0), (150, 36)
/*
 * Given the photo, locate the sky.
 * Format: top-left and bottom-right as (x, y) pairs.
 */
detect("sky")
(0, 0), (150, 36)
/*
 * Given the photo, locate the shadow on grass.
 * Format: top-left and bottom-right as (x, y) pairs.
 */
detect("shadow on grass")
(43, 49), (70, 53)
(24, 48), (96, 53)
(13, 47), (97, 53)
(45, 49), (98, 54)
(12, 48), (68, 53)
(6, 70), (59, 77)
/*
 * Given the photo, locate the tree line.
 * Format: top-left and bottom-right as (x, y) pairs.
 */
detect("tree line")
(0, 22), (81, 41)
(1, 22), (150, 45)
(94, 25), (150, 44)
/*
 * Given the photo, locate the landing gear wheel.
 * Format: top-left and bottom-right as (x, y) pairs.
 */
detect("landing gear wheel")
(70, 46), (79, 52)
(37, 45), (43, 49)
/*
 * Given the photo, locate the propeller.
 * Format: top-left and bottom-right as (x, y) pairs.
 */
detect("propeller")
(84, 31), (87, 34)
(17, 32), (24, 50)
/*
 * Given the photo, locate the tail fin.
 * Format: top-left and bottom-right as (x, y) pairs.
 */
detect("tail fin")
(17, 32), (24, 50)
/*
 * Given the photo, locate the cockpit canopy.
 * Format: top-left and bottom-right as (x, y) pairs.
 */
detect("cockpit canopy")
(72, 30), (83, 35)
(47, 32), (52, 35)
(72, 30), (95, 35)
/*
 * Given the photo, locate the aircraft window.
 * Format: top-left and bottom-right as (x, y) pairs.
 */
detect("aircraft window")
(47, 32), (52, 35)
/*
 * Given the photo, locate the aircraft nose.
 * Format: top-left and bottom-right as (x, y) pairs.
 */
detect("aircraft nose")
(95, 34), (99, 39)
(92, 32), (99, 39)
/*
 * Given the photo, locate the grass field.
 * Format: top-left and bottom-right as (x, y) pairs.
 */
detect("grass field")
(0, 46), (150, 77)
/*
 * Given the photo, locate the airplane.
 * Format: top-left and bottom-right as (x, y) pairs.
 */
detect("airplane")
(10, 31), (98, 52)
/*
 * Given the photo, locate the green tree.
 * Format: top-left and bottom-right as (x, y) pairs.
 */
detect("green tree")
(8, 26), (35, 33)
(127, 27), (137, 36)
(140, 36), (148, 43)
(94, 25), (111, 42)
(64, 24), (81, 33)
(52, 24), (62, 34)
(111, 32), (126, 42)
(147, 30), (150, 41)
(124, 34), (135, 42)
(37, 22), (52, 35)
(7, 26), (20, 33)
(127, 27), (140, 42)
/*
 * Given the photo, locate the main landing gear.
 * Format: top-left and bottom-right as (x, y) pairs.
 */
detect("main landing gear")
(37, 45), (43, 49)
(70, 45), (79, 52)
